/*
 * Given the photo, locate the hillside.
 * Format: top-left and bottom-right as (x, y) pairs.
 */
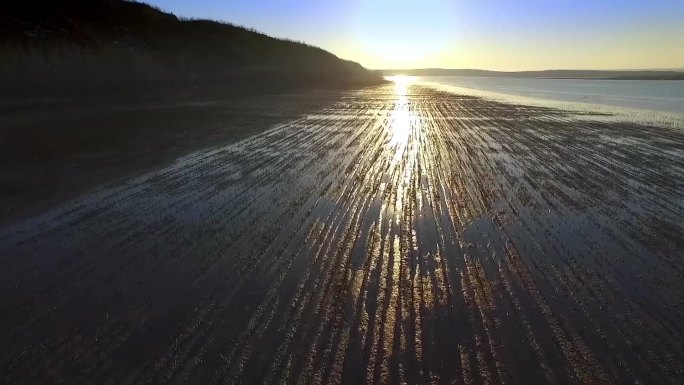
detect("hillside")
(382, 68), (684, 80)
(0, 0), (383, 97)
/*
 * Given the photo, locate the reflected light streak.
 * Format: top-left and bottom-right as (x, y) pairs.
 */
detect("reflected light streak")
(387, 76), (418, 163)
(387, 75), (416, 97)
(385, 75), (420, 226)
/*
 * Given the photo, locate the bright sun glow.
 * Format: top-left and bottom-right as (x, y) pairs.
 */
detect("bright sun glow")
(352, 0), (454, 68)
(387, 75), (419, 166)
(387, 75), (416, 96)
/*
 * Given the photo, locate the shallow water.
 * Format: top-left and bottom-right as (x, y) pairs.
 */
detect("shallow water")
(421, 75), (684, 114)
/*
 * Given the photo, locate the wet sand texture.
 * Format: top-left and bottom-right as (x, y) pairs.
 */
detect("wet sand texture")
(1, 84), (683, 384)
(0, 91), (346, 224)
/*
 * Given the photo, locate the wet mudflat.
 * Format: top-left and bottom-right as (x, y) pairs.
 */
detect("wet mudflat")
(1, 82), (683, 384)
(0, 90), (345, 224)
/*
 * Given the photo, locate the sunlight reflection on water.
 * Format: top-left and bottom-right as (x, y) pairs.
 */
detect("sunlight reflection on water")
(385, 76), (422, 225)
(387, 76), (419, 166)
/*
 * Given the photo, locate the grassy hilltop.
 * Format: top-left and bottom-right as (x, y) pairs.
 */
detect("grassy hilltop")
(0, 0), (383, 97)
(0, 0), (385, 221)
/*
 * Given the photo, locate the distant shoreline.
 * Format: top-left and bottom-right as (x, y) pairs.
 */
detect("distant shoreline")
(422, 76), (684, 81)
(418, 76), (684, 119)
(382, 69), (684, 81)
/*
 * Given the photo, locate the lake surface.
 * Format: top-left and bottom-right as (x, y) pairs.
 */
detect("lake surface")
(420, 76), (684, 114)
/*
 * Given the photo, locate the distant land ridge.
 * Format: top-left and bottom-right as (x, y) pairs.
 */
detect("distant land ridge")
(382, 68), (684, 80)
(0, 0), (384, 97)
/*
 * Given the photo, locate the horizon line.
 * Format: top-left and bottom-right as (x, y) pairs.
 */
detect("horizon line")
(374, 67), (684, 72)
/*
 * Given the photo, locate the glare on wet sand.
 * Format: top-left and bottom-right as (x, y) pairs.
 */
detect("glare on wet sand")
(388, 75), (419, 166)
(1, 81), (683, 384)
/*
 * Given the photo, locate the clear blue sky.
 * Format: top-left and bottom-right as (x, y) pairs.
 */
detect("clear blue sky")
(146, 0), (684, 70)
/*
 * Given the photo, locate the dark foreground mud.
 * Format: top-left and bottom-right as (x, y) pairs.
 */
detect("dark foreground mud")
(1, 83), (683, 384)
(0, 90), (346, 224)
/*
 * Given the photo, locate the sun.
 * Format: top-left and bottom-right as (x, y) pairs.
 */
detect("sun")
(352, 0), (454, 68)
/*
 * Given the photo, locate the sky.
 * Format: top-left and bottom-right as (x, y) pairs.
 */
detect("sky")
(147, 0), (684, 71)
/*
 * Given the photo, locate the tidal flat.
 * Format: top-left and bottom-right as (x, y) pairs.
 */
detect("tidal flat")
(1, 82), (683, 384)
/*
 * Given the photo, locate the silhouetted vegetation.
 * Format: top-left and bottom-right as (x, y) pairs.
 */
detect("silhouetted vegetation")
(0, 0), (385, 222)
(0, 0), (384, 97)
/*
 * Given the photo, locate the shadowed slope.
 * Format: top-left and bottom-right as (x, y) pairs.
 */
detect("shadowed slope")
(0, 0), (383, 96)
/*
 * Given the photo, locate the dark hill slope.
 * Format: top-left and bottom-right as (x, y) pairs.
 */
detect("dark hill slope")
(0, 0), (383, 96)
